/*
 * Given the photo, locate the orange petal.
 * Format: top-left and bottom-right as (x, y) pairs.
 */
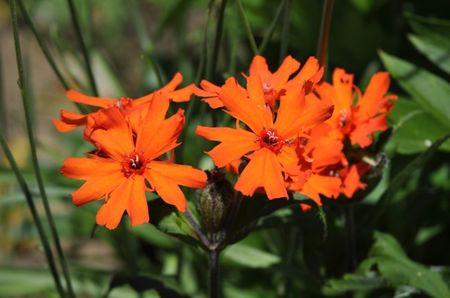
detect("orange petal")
(287, 56), (322, 87)
(144, 169), (187, 212)
(72, 172), (125, 206)
(342, 165), (366, 198)
(126, 175), (150, 226)
(276, 145), (300, 176)
(167, 84), (195, 102)
(330, 68), (354, 112)
(53, 119), (78, 132)
(135, 94), (170, 151)
(203, 97), (224, 109)
(96, 178), (134, 229)
(149, 161), (207, 188)
(300, 174), (341, 204)
(235, 148), (288, 199)
(270, 55), (300, 88)
(249, 55), (271, 82)
(66, 89), (114, 108)
(196, 126), (259, 167)
(350, 114), (388, 148)
(61, 157), (122, 180)
(139, 108), (184, 160)
(220, 78), (270, 134)
(157, 72), (183, 94)
(357, 72), (391, 119)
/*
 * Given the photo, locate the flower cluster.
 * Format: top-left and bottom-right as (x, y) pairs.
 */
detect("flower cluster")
(195, 55), (397, 205)
(55, 73), (207, 229)
(56, 56), (396, 229)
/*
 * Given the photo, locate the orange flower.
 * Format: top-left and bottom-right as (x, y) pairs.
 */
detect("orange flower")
(317, 68), (397, 148)
(196, 76), (333, 199)
(53, 72), (195, 133)
(196, 55), (323, 109)
(61, 94), (206, 229)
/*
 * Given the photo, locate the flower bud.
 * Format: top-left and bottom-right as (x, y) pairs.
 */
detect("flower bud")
(197, 169), (235, 233)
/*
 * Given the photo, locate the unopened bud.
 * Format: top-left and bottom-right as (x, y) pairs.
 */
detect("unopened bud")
(197, 169), (235, 233)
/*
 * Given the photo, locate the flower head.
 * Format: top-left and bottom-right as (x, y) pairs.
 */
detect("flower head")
(61, 95), (206, 229)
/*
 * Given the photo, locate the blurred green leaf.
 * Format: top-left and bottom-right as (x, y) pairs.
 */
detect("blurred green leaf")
(409, 34), (450, 75)
(148, 199), (201, 247)
(380, 51), (450, 129)
(323, 232), (450, 297)
(223, 243), (281, 268)
(388, 98), (450, 154)
(104, 273), (185, 298)
(0, 268), (55, 297)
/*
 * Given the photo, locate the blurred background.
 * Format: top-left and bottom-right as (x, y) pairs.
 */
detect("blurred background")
(0, 0), (449, 297)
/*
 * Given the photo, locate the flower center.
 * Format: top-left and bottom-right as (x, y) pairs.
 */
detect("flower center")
(122, 152), (147, 177)
(115, 97), (133, 110)
(259, 128), (284, 153)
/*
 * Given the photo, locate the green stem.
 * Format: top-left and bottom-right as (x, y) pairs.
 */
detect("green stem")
(9, 1), (75, 297)
(0, 46), (5, 130)
(344, 204), (357, 272)
(66, 0), (98, 96)
(279, 0), (292, 62)
(18, 0), (69, 90)
(316, 0), (335, 67)
(258, 0), (286, 54)
(235, 0), (258, 55)
(0, 135), (65, 298)
(207, 0), (228, 80)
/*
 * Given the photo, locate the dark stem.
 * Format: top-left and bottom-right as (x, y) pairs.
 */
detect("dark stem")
(66, 0), (98, 96)
(316, 0), (335, 67)
(209, 249), (220, 298)
(208, 0), (228, 80)
(344, 204), (357, 272)
(279, 0), (292, 62)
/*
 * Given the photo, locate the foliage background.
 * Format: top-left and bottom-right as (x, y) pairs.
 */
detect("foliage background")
(0, 0), (449, 297)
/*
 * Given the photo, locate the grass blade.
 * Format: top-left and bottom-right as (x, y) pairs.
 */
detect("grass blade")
(258, 0), (286, 54)
(66, 0), (98, 96)
(0, 134), (65, 297)
(235, 0), (258, 55)
(9, 0), (75, 296)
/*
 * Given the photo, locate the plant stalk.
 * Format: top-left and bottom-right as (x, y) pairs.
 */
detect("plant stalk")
(317, 0), (335, 67)
(209, 249), (221, 298)
(66, 0), (98, 96)
(236, 0), (258, 55)
(344, 204), (357, 272)
(9, 1), (75, 296)
(279, 0), (292, 62)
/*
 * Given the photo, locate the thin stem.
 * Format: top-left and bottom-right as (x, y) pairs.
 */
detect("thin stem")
(344, 204), (357, 272)
(0, 46), (5, 131)
(209, 249), (220, 298)
(184, 208), (211, 248)
(316, 0), (335, 67)
(258, 0), (286, 54)
(235, 0), (258, 55)
(0, 134), (65, 297)
(18, 0), (69, 90)
(207, 0), (228, 80)
(66, 0), (98, 96)
(9, 1), (75, 297)
(279, 0), (292, 62)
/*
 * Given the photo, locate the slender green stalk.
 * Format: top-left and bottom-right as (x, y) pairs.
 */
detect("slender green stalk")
(0, 46), (5, 130)
(279, 0), (292, 62)
(258, 0), (286, 54)
(235, 0), (258, 55)
(66, 0), (98, 96)
(209, 249), (221, 298)
(0, 135), (65, 297)
(316, 0), (335, 67)
(18, 0), (69, 90)
(9, 1), (75, 297)
(207, 0), (228, 80)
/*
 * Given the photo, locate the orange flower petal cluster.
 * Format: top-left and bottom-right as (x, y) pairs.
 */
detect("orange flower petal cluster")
(196, 56), (341, 203)
(196, 56), (397, 205)
(57, 77), (206, 229)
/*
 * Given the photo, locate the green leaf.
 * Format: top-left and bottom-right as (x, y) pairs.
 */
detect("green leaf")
(408, 34), (450, 75)
(388, 98), (450, 154)
(368, 133), (450, 227)
(0, 268), (55, 296)
(148, 199), (201, 247)
(322, 271), (384, 295)
(104, 273), (185, 298)
(371, 232), (450, 298)
(380, 51), (450, 129)
(223, 243), (281, 268)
